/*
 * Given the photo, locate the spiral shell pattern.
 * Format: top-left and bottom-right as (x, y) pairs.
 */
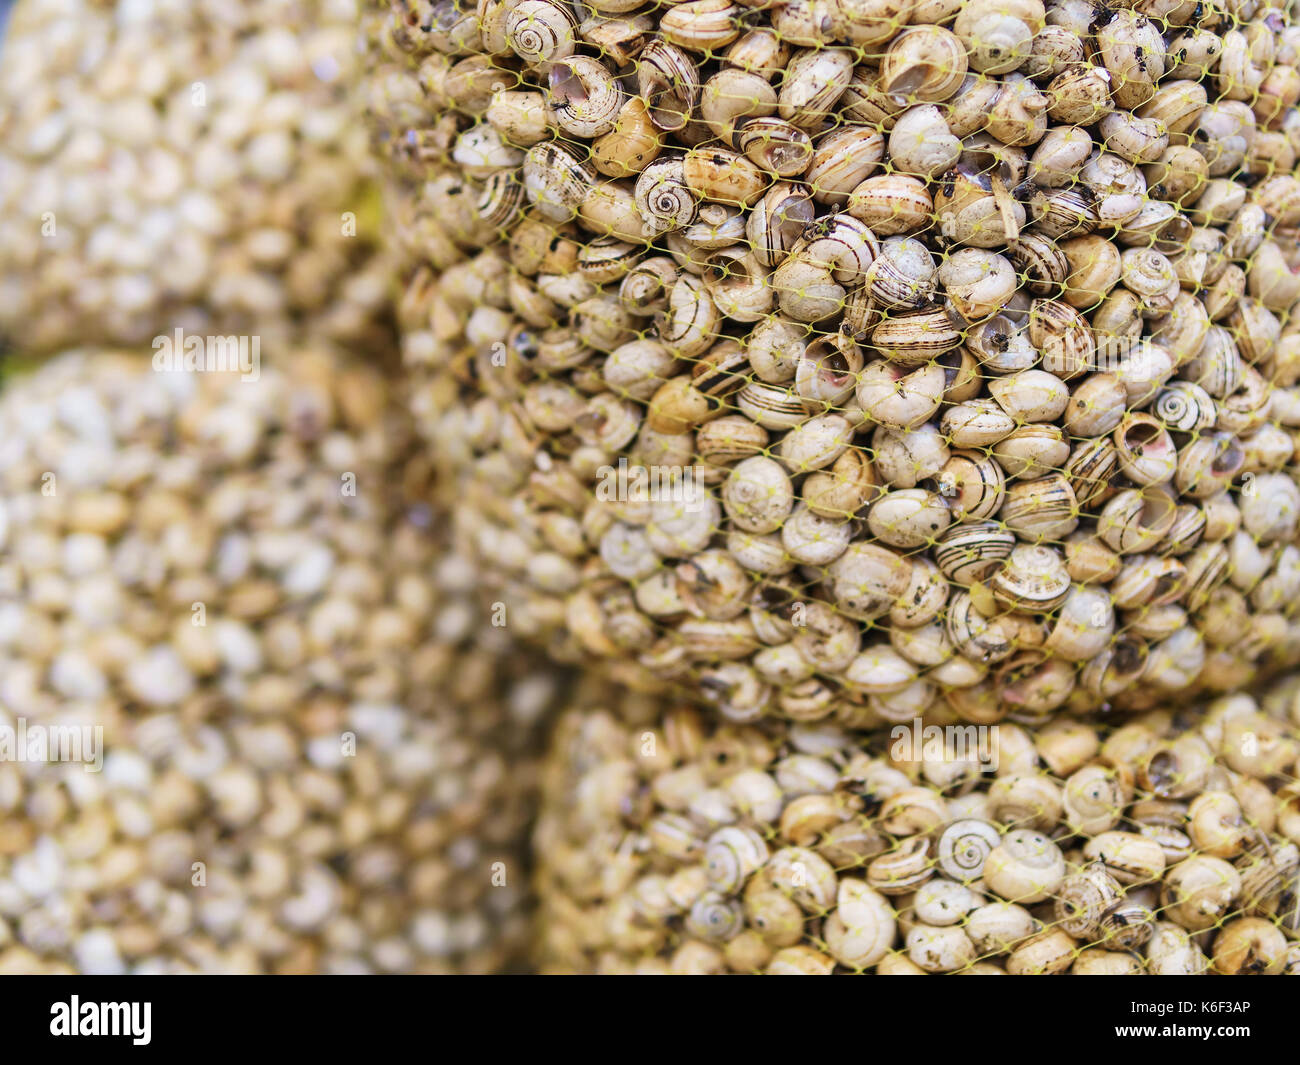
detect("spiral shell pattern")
(936, 819), (1002, 883)
(705, 826), (770, 894)
(505, 0), (578, 68)
(1155, 381), (1218, 434)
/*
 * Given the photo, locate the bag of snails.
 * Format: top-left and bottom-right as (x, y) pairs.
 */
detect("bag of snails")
(368, 0), (1300, 725)
(0, 344), (575, 974)
(0, 0), (395, 355)
(533, 674), (1300, 974)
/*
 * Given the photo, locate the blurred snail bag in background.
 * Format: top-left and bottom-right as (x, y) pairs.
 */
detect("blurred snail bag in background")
(0, 0), (395, 356)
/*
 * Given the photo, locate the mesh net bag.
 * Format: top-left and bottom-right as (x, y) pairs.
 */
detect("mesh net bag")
(0, 0), (395, 355)
(0, 349), (564, 974)
(532, 679), (1300, 974)
(368, 0), (1300, 724)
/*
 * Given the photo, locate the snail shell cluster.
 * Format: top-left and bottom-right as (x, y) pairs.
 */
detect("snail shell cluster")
(0, 348), (568, 974)
(534, 676), (1300, 974)
(369, 0), (1300, 726)
(0, 0), (395, 354)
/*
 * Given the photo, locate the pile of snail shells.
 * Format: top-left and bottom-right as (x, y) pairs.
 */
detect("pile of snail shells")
(0, 349), (564, 975)
(532, 677), (1300, 975)
(370, 0), (1300, 723)
(0, 0), (395, 355)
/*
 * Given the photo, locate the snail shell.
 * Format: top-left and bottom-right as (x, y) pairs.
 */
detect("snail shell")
(1098, 486), (1178, 555)
(879, 26), (969, 104)
(824, 879), (897, 969)
(746, 183), (816, 269)
(946, 590), (1019, 663)
(806, 126), (887, 204)
(505, 0), (579, 68)
(704, 825), (770, 894)
(989, 543), (1070, 610)
(907, 924), (977, 973)
(1062, 764), (1126, 836)
(869, 306), (961, 365)
(936, 818), (1002, 883)
(867, 835), (935, 895)
(523, 141), (597, 222)
(1055, 862), (1123, 939)
(779, 47), (857, 130)
(735, 117), (814, 178)
(985, 829), (1067, 904)
(933, 521), (1016, 585)
(1083, 831), (1168, 887)
(548, 57), (624, 139)
(1155, 381), (1217, 434)
(635, 155), (699, 235)
(685, 890), (745, 941)
(735, 380), (810, 430)
(722, 456), (794, 534)
(475, 169), (527, 230)
(660, 0), (742, 53)
(934, 450), (1006, 522)
(637, 40), (700, 133)
(767, 846), (839, 912)
(998, 473), (1079, 542)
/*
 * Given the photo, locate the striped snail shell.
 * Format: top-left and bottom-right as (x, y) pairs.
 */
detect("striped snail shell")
(1154, 380), (1217, 434)
(578, 237), (644, 286)
(934, 450), (1006, 522)
(735, 380), (810, 430)
(1008, 232), (1068, 296)
(746, 182), (816, 268)
(548, 56), (624, 139)
(475, 169), (526, 229)
(866, 835), (935, 895)
(934, 521), (1016, 585)
(1239, 841), (1300, 912)
(999, 473), (1080, 542)
(522, 141), (596, 222)
(779, 47), (857, 130)
(505, 0), (579, 68)
(705, 825), (770, 894)
(1098, 486), (1178, 554)
(989, 543), (1071, 610)
(655, 273), (719, 357)
(636, 39), (700, 132)
(1054, 862), (1123, 939)
(946, 589), (1020, 663)
(1100, 901), (1156, 950)
(1062, 436), (1118, 510)
(734, 117), (815, 178)
(936, 818), (1002, 883)
(869, 305), (960, 365)
(619, 256), (679, 316)
(660, 0), (743, 53)
(635, 155), (699, 235)
(793, 212), (880, 283)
